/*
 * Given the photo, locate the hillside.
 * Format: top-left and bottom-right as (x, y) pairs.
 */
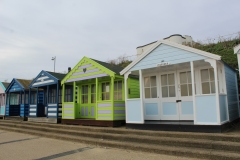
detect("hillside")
(193, 38), (240, 69)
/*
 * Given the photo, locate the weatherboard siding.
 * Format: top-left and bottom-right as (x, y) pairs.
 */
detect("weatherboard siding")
(130, 44), (206, 71)
(224, 64), (239, 121)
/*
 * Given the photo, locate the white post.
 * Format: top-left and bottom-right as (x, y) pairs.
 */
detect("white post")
(139, 69), (144, 123)
(190, 61), (196, 124)
(124, 72), (131, 123)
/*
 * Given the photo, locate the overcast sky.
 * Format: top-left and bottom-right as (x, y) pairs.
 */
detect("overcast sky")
(0, 0), (239, 82)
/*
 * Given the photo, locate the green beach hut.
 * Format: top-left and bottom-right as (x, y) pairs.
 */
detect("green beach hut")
(61, 56), (139, 126)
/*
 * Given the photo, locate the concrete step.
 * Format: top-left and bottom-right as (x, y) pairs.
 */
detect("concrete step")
(1, 121), (240, 154)
(2, 120), (240, 142)
(1, 120), (240, 159)
(1, 125), (240, 160)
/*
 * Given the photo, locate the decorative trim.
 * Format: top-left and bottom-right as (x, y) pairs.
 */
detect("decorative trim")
(66, 73), (108, 82)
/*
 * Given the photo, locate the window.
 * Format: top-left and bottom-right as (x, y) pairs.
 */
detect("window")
(81, 85), (88, 104)
(114, 81), (122, 100)
(91, 84), (96, 103)
(179, 71), (193, 96)
(201, 68), (216, 94)
(144, 76), (157, 98)
(49, 88), (56, 103)
(161, 74), (175, 98)
(10, 94), (19, 105)
(0, 94), (4, 106)
(31, 92), (37, 104)
(102, 82), (110, 100)
(65, 85), (73, 102)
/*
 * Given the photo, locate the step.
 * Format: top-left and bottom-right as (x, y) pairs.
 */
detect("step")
(1, 121), (240, 154)
(0, 125), (240, 160)
(2, 120), (240, 142)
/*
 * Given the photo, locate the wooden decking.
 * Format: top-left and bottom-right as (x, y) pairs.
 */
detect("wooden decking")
(28, 117), (61, 124)
(61, 119), (125, 127)
(4, 116), (28, 121)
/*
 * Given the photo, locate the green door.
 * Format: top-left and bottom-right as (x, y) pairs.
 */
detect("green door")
(80, 84), (96, 119)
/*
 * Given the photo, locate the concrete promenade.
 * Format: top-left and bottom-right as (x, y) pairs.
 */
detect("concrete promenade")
(0, 130), (199, 160)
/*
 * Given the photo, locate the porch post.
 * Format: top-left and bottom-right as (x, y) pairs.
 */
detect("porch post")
(213, 60), (220, 124)
(56, 83), (59, 118)
(205, 59), (220, 125)
(73, 81), (76, 119)
(190, 61), (196, 124)
(111, 76), (114, 120)
(47, 85), (49, 117)
(139, 69), (144, 123)
(95, 78), (98, 119)
(124, 72), (131, 123)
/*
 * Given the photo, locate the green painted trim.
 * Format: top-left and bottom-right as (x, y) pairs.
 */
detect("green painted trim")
(111, 76), (114, 120)
(61, 56), (115, 85)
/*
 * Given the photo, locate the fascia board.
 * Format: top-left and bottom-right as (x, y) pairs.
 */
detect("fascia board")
(120, 40), (221, 75)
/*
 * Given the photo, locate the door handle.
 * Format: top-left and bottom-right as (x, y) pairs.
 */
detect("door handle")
(176, 100), (181, 103)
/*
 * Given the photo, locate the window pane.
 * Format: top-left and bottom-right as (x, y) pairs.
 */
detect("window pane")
(106, 93), (110, 100)
(211, 82), (216, 93)
(180, 72), (187, 84)
(188, 84), (192, 96)
(145, 88), (150, 98)
(91, 94), (95, 103)
(201, 69), (209, 82)
(161, 75), (167, 86)
(91, 84), (95, 93)
(202, 82), (210, 94)
(168, 74), (175, 85)
(151, 87), (157, 98)
(106, 83), (110, 92)
(118, 92), (122, 100)
(209, 68), (215, 81)
(118, 81), (122, 91)
(169, 86), (176, 97)
(144, 77), (150, 87)
(187, 71), (192, 83)
(150, 76), (156, 87)
(180, 84), (188, 96)
(162, 87), (168, 97)
(102, 83), (105, 92)
(114, 92), (118, 100)
(102, 93), (105, 100)
(114, 82), (117, 91)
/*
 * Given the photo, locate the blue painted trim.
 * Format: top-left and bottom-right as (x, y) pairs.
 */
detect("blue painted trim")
(0, 82), (6, 90)
(5, 78), (25, 93)
(29, 70), (59, 88)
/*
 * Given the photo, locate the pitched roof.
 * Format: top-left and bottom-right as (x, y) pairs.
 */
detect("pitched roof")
(2, 82), (10, 88)
(46, 71), (66, 80)
(90, 58), (124, 75)
(17, 79), (32, 89)
(120, 40), (221, 75)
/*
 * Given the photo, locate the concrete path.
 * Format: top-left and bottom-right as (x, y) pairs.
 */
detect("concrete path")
(0, 130), (201, 160)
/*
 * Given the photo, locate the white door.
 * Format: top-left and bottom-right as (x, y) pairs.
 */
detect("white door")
(143, 75), (160, 120)
(177, 70), (194, 120)
(160, 70), (194, 120)
(160, 72), (179, 120)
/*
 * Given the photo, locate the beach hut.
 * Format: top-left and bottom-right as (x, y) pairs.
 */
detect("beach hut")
(5, 79), (34, 120)
(120, 36), (239, 132)
(28, 71), (66, 123)
(0, 82), (9, 118)
(61, 56), (139, 126)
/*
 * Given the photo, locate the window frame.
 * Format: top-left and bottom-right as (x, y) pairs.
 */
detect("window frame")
(101, 81), (110, 101)
(114, 80), (123, 100)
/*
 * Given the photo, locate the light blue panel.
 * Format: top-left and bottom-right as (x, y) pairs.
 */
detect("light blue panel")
(219, 95), (227, 122)
(181, 102), (193, 115)
(163, 102), (177, 115)
(126, 99), (143, 122)
(145, 103), (158, 115)
(0, 106), (5, 115)
(196, 95), (217, 123)
(130, 44), (206, 71)
(224, 64), (239, 121)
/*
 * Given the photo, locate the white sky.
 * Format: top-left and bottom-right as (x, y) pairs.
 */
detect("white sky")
(0, 0), (240, 82)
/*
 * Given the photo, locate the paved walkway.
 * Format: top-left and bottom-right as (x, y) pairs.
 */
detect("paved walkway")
(0, 130), (201, 160)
